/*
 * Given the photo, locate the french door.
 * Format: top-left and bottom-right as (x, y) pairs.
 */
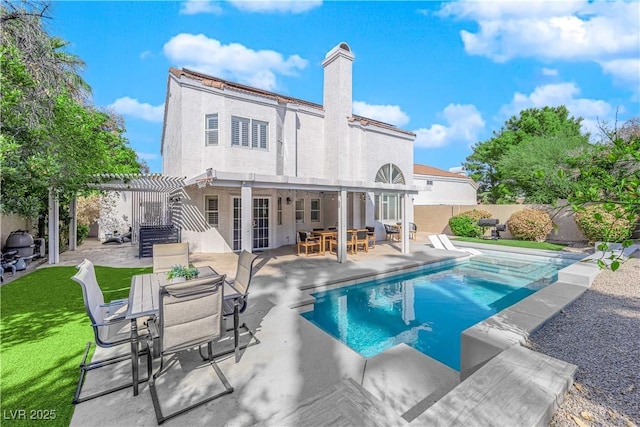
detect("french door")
(232, 197), (270, 251)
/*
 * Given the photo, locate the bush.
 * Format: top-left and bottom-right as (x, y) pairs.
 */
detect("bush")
(449, 209), (492, 238)
(506, 209), (553, 242)
(77, 224), (90, 245)
(574, 204), (638, 243)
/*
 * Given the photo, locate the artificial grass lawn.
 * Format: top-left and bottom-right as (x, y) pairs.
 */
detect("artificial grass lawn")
(0, 265), (152, 427)
(453, 236), (567, 251)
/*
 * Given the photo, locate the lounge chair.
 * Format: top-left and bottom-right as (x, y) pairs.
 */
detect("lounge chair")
(71, 259), (150, 404)
(428, 234), (446, 250)
(146, 275), (233, 424)
(438, 234), (482, 255)
(152, 242), (189, 273)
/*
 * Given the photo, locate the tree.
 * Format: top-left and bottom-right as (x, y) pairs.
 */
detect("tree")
(496, 134), (591, 203)
(465, 106), (588, 203)
(568, 116), (640, 270)
(1, 1), (142, 240)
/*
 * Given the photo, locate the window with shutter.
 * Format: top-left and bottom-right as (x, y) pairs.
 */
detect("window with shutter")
(252, 120), (268, 149)
(205, 196), (219, 227)
(231, 116), (249, 147)
(205, 114), (218, 146)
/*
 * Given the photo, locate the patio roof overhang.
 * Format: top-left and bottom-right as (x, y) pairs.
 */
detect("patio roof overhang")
(88, 173), (186, 192)
(184, 169), (420, 194)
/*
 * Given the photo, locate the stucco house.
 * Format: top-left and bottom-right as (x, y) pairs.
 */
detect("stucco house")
(159, 42), (419, 261)
(413, 164), (478, 206)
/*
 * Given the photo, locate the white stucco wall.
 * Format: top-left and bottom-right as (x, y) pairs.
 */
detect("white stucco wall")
(413, 175), (478, 205)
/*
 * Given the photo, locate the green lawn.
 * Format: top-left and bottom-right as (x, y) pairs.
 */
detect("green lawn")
(0, 265), (152, 427)
(453, 237), (567, 251)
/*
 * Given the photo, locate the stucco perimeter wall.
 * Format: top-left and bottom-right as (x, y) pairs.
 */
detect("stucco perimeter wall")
(414, 204), (586, 244)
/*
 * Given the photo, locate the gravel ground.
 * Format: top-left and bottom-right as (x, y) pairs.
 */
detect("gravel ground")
(527, 256), (640, 427)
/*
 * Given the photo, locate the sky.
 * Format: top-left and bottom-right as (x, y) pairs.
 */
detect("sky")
(50, 0), (640, 174)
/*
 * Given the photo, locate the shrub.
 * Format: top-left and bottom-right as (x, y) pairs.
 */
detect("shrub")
(77, 224), (90, 245)
(506, 209), (553, 242)
(574, 204), (638, 243)
(449, 209), (492, 238)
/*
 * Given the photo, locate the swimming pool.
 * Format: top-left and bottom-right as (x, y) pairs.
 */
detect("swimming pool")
(301, 250), (577, 370)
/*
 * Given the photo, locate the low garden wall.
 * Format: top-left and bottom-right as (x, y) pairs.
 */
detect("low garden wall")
(414, 204), (587, 244)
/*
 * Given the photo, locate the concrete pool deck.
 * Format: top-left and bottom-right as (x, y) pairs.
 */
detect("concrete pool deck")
(56, 235), (606, 426)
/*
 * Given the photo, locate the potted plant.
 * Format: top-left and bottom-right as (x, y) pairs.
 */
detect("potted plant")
(166, 265), (200, 283)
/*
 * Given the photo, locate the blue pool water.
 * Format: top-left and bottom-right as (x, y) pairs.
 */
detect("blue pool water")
(302, 250), (576, 370)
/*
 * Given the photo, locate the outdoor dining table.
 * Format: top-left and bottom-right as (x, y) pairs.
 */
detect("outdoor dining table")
(125, 265), (241, 396)
(311, 230), (337, 255)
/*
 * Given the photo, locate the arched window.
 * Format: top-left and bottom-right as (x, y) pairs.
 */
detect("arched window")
(375, 163), (405, 185)
(374, 164), (404, 221)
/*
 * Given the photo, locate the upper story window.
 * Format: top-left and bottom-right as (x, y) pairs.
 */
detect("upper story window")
(205, 114), (219, 146)
(232, 116), (268, 150)
(375, 163), (405, 185)
(231, 116), (250, 147)
(252, 120), (268, 149)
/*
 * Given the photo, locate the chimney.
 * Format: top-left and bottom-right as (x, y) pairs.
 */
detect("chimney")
(323, 43), (355, 178)
(323, 42), (354, 119)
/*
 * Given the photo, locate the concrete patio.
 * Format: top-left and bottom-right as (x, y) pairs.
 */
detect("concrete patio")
(50, 234), (595, 426)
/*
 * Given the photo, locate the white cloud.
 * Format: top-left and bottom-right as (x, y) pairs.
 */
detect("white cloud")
(228, 0), (321, 14)
(542, 67), (558, 76)
(180, 0), (223, 15)
(163, 34), (308, 91)
(599, 58), (640, 91)
(438, 1), (640, 91)
(353, 101), (410, 127)
(500, 82), (613, 135)
(140, 50), (154, 60)
(108, 97), (165, 123)
(414, 104), (485, 148)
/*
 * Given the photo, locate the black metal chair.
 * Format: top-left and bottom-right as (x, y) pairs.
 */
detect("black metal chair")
(146, 275), (233, 424)
(70, 259), (150, 404)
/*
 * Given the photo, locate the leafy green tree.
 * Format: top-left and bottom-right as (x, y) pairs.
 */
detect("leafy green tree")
(497, 134), (591, 203)
(465, 106), (588, 203)
(568, 117), (640, 270)
(1, 1), (142, 241)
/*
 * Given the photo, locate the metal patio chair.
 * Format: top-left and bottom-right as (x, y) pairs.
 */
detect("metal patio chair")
(71, 259), (150, 404)
(146, 274), (233, 424)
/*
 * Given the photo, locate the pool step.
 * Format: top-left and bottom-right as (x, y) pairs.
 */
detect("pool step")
(457, 261), (557, 283)
(410, 345), (577, 427)
(360, 344), (459, 417)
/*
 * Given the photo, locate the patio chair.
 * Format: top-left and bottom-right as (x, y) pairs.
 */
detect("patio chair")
(384, 224), (400, 241)
(354, 229), (369, 253)
(409, 222), (418, 240)
(152, 242), (189, 273)
(365, 226), (376, 249)
(437, 234), (482, 255)
(297, 231), (321, 256)
(71, 259), (150, 404)
(223, 250), (260, 360)
(146, 274), (233, 424)
(329, 231), (356, 255)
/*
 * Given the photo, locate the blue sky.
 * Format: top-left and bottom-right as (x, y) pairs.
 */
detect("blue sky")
(50, 0), (640, 174)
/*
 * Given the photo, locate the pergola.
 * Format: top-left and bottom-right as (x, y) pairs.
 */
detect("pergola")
(48, 174), (185, 264)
